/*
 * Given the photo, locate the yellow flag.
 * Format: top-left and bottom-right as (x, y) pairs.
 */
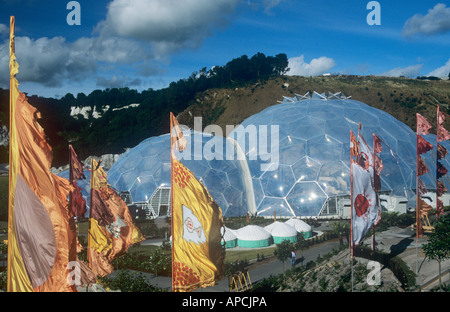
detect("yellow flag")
(88, 159), (144, 277)
(170, 113), (225, 292)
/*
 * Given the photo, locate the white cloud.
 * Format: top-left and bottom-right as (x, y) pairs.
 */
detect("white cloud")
(286, 55), (336, 76)
(97, 0), (240, 55)
(428, 58), (450, 77)
(380, 64), (423, 78)
(0, 24), (8, 37)
(0, 0), (242, 90)
(403, 3), (450, 36)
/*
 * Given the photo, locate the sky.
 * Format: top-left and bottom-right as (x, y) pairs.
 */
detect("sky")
(0, 0), (449, 98)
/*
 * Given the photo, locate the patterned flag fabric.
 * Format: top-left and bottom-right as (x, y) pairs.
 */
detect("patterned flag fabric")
(417, 113), (432, 136)
(7, 16), (75, 292)
(87, 159), (144, 277)
(350, 128), (380, 247)
(436, 105), (448, 217)
(170, 112), (225, 292)
(416, 114), (433, 237)
(373, 134), (383, 192)
(69, 145), (87, 218)
(417, 134), (433, 155)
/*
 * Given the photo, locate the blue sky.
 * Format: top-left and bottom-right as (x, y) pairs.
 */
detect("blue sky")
(0, 0), (449, 98)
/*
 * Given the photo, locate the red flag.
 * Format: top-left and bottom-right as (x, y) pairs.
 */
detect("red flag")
(373, 134), (383, 192)
(373, 134), (382, 154)
(436, 198), (444, 217)
(417, 156), (428, 176)
(69, 145), (86, 181)
(417, 177), (427, 196)
(437, 143), (448, 160)
(436, 180), (447, 197)
(350, 130), (359, 157)
(437, 161), (448, 179)
(417, 113), (432, 136)
(437, 125), (450, 142)
(417, 135), (433, 155)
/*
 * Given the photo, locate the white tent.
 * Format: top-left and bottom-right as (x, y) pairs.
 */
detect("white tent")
(285, 218), (313, 238)
(221, 226), (238, 248)
(236, 225), (272, 248)
(264, 221), (297, 244)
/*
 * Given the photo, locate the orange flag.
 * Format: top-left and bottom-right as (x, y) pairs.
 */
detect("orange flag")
(170, 112), (225, 292)
(7, 16), (76, 292)
(87, 158), (144, 277)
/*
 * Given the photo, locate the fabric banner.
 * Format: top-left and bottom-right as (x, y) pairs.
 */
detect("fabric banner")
(417, 113), (432, 136)
(87, 158), (144, 277)
(350, 128), (380, 247)
(8, 16), (75, 292)
(436, 105), (448, 217)
(170, 112), (225, 292)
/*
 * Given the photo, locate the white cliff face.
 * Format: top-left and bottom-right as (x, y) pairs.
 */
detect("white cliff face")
(70, 106), (92, 119)
(70, 103), (139, 120)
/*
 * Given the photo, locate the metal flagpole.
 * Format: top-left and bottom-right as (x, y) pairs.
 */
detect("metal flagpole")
(415, 115), (419, 275)
(349, 130), (354, 292)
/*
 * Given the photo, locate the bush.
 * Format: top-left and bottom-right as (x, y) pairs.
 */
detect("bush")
(99, 270), (166, 292)
(0, 271), (6, 291)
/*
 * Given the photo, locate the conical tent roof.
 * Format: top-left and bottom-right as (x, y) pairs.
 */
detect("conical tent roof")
(264, 221), (297, 237)
(236, 225), (271, 240)
(265, 221), (297, 244)
(285, 218), (312, 233)
(236, 225), (272, 248)
(221, 226), (237, 241)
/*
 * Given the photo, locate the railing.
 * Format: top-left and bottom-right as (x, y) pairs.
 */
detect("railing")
(229, 271), (252, 292)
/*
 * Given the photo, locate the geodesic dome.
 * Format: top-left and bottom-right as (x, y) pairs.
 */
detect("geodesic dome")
(107, 130), (250, 218)
(228, 91), (438, 218)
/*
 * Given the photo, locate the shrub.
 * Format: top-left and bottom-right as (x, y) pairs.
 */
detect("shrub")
(99, 270), (166, 292)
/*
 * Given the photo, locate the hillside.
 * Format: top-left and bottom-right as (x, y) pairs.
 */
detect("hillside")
(177, 75), (450, 136)
(1, 73), (449, 167)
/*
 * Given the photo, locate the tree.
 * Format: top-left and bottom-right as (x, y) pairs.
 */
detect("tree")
(274, 240), (294, 272)
(422, 214), (450, 285)
(144, 247), (171, 287)
(331, 221), (349, 247)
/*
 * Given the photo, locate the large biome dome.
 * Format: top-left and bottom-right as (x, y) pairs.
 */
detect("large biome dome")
(228, 91), (441, 218)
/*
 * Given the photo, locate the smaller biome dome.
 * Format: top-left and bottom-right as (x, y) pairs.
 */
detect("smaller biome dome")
(285, 218), (313, 238)
(221, 226), (238, 249)
(264, 221), (297, 244)
(236, 225), (272, 248)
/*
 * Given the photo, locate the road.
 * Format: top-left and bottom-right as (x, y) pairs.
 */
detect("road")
(137, 236), (342, 292)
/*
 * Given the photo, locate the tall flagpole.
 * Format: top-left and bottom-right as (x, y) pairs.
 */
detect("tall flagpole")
(170, 113), (175, 292)
(349, 130), (354, 292)
(415, 115), (419, 275)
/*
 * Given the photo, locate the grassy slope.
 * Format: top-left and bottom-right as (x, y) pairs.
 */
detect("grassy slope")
(178, 75), (450, 135)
